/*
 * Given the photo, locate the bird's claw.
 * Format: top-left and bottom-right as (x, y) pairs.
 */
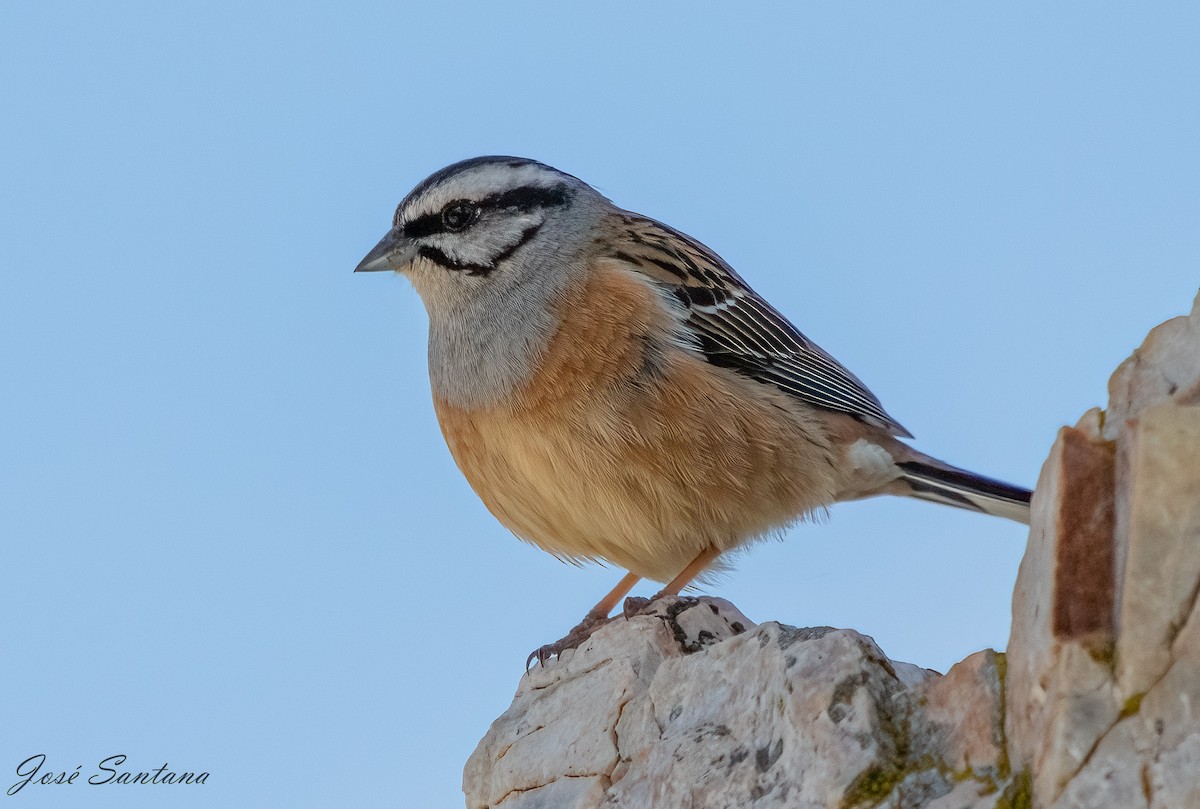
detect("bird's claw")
(525, 611), (615, 670)
(525, 642), (566, 670)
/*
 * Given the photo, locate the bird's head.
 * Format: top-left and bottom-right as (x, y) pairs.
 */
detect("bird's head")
(356, 156), (607, 314)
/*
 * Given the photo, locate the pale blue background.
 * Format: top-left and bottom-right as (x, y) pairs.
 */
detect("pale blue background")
(2, 3), (1197, 807)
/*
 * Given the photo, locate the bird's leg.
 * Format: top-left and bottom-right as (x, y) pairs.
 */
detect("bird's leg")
(526, 572), (641, 669)
(623, 545), (722, 618)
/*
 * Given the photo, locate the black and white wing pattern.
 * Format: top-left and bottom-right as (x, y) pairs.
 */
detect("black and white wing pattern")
(608, 213), (913, 438)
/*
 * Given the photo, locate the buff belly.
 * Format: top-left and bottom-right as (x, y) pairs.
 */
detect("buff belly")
(434, 358), (840, 582)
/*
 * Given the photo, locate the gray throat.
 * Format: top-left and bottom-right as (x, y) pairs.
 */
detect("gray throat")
(424, 258), (583, 409)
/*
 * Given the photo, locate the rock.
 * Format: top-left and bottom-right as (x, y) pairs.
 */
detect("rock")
(1103, 290), (1200, 441)
(1055, 494), (1200, 809)
(464, 596), (1007, 809)
(463, 290), (1200, 809)
(1004, 424), (1120, 807)
(918, 650), (1005, 779)
(1113, 401), (1200, 700)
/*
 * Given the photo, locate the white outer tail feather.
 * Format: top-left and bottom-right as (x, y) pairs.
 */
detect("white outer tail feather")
(897, 459), (1032, 525)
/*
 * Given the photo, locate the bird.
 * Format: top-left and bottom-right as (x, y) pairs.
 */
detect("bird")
(355, 156), (1032, 667)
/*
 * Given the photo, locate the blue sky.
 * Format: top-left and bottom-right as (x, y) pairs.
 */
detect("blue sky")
(2, 3), (1198, 807)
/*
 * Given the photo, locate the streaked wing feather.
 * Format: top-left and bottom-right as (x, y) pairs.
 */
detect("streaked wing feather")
(610, 214), (912, 437)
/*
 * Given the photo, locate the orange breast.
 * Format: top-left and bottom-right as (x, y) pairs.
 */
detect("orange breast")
(434, 263), (839, 581)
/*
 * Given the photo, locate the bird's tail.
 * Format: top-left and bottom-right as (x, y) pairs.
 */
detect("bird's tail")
(895, 456), (1032, 525)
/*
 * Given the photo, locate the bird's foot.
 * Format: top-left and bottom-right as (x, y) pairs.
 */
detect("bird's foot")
(621, 595), (653, 619)
(526, 609), (615, 670)
(622, 593), (698, 620)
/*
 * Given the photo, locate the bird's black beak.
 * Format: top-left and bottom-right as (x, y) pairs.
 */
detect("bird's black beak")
(355, 228), (414, 273)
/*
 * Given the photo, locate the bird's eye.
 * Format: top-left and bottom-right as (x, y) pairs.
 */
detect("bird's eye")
(441, 202), (480, 232)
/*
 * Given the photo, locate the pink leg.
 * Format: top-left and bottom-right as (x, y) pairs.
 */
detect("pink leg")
(526, 571), (641, 669)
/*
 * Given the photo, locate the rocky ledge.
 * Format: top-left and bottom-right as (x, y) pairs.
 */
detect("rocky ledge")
(463, 292), (1200, 809)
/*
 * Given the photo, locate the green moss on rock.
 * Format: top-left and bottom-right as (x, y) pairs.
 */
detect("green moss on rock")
(1120, 691), (1145, 718)
(840, 763), (906, 808)
(995, 769), (1032, 809)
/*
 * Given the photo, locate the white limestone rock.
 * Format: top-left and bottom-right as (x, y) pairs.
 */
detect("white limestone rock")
(1056, 560), (1200, 809)
(464, 598), (1012, 809)
(1113, 401), (1200, 700)
(917, 650), (1005, 779)
(1006, 292), (1200, 808)
(1103, 290), (1200, 442)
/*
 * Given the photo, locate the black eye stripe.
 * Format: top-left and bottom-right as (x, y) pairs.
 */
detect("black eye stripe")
(478, 184), (570, 213)
(400, 183), (570, 239)
(403, 212), (444, 239)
